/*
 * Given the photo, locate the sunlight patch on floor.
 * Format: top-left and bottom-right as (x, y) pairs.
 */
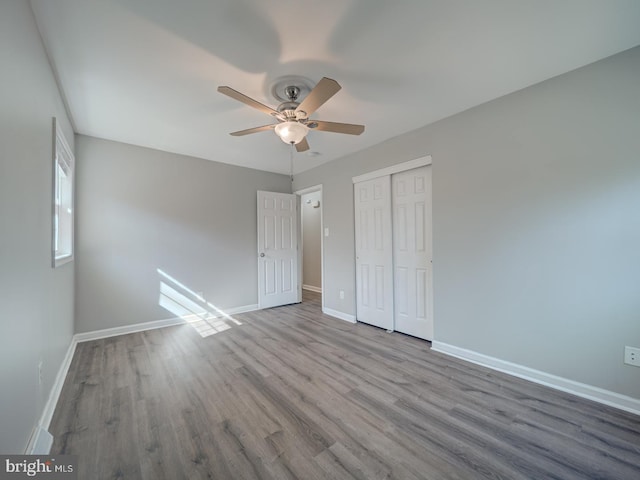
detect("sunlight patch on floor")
(157, 268), (242, 338)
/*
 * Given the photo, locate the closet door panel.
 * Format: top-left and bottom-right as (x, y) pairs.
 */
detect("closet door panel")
(392, 166), (433, 340)
(354, 176), (394, 330)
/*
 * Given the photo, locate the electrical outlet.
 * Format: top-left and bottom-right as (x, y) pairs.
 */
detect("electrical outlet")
(339, 290), (345, 300)
(624, 346), (640, 367)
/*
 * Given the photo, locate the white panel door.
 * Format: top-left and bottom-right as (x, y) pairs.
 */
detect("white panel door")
(392, 166), (433, 340)
(354, 176), (394, 330)
(257, 191), (299, 309)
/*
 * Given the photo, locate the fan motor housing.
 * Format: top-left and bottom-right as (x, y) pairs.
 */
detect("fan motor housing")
(277, 101), (299, 113)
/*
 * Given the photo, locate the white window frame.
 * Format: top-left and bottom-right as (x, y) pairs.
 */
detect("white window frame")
(52, 117), (74, 267)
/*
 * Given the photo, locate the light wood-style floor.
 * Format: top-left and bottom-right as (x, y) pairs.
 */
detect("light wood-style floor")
(50, 291), (640, 479)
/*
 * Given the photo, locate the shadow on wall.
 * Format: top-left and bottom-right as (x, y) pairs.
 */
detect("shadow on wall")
(157, 268), (242, 338)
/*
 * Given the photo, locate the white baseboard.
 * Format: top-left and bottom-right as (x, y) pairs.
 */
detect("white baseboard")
(25, 336), (78, 454)
(323, 307), (356, 324)
(27, 426), (53, 455)
(74, 304), (259, 343)
(74, 317), (186, 343)
(228, 304), (259, 315)
(302, 284), (322, 293)
(432, 341), (640, 416)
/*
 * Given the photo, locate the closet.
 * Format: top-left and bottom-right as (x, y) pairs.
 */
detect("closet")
(353, 157), (433, 340)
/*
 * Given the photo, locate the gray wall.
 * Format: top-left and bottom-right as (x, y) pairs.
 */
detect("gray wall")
(301, 191), (322, 290)
(294, 46), (640, 400)
(75, 136), (290, 333)
(0, 1), (75, 453)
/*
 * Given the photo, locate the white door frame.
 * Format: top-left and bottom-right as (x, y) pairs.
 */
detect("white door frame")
(295, 184), (324, 311)
(352, 156), (432, 184)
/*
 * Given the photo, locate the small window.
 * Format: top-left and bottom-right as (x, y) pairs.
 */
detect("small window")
(52, 117), (74, 267)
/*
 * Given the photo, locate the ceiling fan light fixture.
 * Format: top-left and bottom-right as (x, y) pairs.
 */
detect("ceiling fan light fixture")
(274, 121), (308, 145)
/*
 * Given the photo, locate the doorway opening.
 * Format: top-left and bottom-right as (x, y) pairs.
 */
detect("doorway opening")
(296, 185), (323, 309)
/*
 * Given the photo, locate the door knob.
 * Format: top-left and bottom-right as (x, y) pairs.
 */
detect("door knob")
(260, 253), (265, 257)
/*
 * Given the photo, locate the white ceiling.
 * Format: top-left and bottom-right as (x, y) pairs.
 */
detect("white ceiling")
(31, 0), (640, 175)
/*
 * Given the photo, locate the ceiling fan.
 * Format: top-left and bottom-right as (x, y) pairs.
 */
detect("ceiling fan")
(217, 77), (365, 152)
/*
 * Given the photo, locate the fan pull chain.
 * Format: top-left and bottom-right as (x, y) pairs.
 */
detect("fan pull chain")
(290, 142), (295, 184)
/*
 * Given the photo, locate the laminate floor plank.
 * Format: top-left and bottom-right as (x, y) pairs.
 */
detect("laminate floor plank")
(395, 395), (575, 479)
(50, 291), (640, 479)
(134, 397), (190, 480)
(96, 385), (143, 480)
(321, 441), (390, 480)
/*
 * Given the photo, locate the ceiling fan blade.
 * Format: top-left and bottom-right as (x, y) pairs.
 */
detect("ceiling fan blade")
(229, 124), (277, 136)
(218, 86), (280, 118)
(295, 137), (310, 152)
(295, 77), (341, 117)
(310, 120), (365, 135)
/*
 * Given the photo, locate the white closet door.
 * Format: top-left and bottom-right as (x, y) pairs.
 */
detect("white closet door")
(354, 176), (394, 330)
(392, 166), (433, 340)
